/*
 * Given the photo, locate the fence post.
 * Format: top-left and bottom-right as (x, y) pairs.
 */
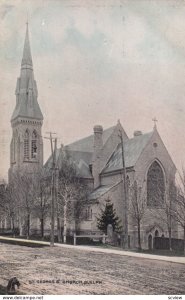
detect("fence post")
(102, 234), (106, 244)
(74, 233), (76, 246)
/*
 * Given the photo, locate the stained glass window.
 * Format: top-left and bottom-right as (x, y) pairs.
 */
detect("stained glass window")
(147, 161), (165, 207)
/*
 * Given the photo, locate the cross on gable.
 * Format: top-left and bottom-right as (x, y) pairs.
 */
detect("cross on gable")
(152, 117), (158, 129)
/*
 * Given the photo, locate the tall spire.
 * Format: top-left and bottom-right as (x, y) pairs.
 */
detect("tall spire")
(21, 21), (33, 67)
(11, 23), (43, 122)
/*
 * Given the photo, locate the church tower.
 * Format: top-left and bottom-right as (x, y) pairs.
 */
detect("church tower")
(10, 23), (43, 174)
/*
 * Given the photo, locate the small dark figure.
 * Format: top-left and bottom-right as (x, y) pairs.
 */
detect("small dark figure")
(7, 277), (20, 294)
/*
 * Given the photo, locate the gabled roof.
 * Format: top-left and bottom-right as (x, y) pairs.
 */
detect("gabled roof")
(63, 150), (93, 178)
(64, 150), (92, 166)
(102, 131), (153, 173)
(44, 125), (118, 179)
(66, 126), (115, 153)
(44, 128), (154, 178)
(44, 148), (93, 179)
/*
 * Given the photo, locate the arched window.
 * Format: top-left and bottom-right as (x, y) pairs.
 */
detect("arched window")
(155, 230), (159, 237)
(147, 161), (165, 207)
(31, 130), (37, 158)
(24, 129), (29, 160)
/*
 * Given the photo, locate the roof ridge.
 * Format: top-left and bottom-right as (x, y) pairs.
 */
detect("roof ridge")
(66, 125), (116, 153)
(67, 125), (116, 146)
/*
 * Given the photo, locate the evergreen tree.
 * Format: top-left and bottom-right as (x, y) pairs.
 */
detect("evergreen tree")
(96, 201), (122, 233)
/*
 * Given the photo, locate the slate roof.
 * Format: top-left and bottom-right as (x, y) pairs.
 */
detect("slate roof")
(102, 131), (153, 173)
(88, 184), (118, 200)
(44, 127), (154, 178)
(44, 126), (117, 178)
(64, 150), (93, 178)
(66, 126), (116, 153)
(44, 148), (93, 179)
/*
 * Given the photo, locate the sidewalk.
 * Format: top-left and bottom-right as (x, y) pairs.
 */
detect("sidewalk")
(55, 243), (185, 264)
(0, 235), (50, 245)
(0, 235), (185, 264)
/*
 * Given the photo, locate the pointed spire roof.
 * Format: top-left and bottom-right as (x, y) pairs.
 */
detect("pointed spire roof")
(21, 22), (33, 67)
(11, 23), (43, 122)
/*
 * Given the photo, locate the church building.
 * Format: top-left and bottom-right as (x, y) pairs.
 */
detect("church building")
(8, 25), (178, 249)
(46, 121), (178, 248)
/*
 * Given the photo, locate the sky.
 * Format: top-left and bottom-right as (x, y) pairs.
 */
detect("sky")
(1, 0), (185, 180)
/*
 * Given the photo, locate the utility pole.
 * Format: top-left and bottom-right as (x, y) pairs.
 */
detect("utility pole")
(45, 132), (57, 247)
(55, 151), (61, 243)
(118, 130), (128, 249)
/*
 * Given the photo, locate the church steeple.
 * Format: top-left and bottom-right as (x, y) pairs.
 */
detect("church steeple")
(11, 23), (43, 122)
(10, 23), (43, 173)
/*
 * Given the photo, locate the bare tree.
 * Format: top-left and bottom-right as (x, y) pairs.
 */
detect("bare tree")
(173, 168), (185, 254)
(57, 150), (88, 243)
(129, 180), (146, 250)
(0, 182), (7, 230)
(5, 181), (20, 235)
(9, 168), (38, 238)
(165, 180), (176, 251)
(33, 169), (51, 238)
(148, 178), (176, 251)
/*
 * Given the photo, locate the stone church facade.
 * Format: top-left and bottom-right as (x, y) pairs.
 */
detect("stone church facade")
(8, 25), (178, 249)
(49, 121), (178, 249)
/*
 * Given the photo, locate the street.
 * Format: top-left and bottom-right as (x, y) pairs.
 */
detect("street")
(0, 242), (185, 295)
